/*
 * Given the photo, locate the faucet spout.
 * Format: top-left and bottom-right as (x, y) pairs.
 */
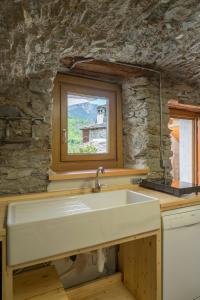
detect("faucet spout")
(93, 166), (105, 193)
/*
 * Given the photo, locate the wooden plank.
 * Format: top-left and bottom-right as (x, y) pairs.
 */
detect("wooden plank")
(14, 266), (65, 300)
(168, 100), (200, 114)
(198, 118), (200, 185)
(2, 236), (13, 300)
(49, 168), (149, 181)
(160, 196), (200, 211)
(0, 203), (7, 237)
(132, 185), (200, 211)
(25, 289), (68, 300)
(66, 273), (121, 299)
(66, 273), (135, 300)
(3, 267), (13, 300)
(60, 58), (147, 78)
(120, 235), (158, 300)
(59, 68), (124, 83)
(156, 230), (162, 300)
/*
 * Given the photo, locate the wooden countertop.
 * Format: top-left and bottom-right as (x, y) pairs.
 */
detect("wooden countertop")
(1, 184), (200, 238)
(133, 185), (200, 211)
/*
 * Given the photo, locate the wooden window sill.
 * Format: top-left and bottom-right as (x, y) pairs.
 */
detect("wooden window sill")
(49, 168), (149, 181)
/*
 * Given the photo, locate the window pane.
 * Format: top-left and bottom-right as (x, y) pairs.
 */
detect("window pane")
(67, 93), (109, 154)
(169, 118), (193, 184)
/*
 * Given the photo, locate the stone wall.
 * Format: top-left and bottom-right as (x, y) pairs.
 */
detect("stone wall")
(0, 73), (55, 195)
(122, 73), (200, 183)
(163, 76), (200, 106)
(122, 74), (171, 181)
(0, 1), (200, 195)
(122, 76), (150, 170)
(1, 71), (199, 195)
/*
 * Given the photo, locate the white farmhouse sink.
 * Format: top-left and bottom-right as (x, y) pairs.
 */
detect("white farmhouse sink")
(7, 190), (160, 266)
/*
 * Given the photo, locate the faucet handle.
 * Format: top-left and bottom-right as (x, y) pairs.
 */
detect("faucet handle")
(97, 166), (105, 174)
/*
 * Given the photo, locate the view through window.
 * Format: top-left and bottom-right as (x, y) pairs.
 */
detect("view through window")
(169, 117), (193, 184)
(67, 93), (109, 155)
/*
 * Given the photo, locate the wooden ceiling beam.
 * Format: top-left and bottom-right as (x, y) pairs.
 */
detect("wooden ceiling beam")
(168, 100), (200, 113)
(60, 57), (151, 80)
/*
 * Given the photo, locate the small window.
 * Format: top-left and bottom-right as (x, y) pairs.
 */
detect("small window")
(52, 75), (123, 171)
(168, 100), (200, 185)
(169, 117), (194, 184)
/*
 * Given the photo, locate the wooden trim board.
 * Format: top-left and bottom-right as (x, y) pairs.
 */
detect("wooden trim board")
(13, 266), (67, 300)
(168, 100), (200, 114)
(13, 269), (136, 300)
(119, 232), (161, 300)
(2, 235), (13, 300)
(66, 273), (135, 300)
(60, 58), (149, 79)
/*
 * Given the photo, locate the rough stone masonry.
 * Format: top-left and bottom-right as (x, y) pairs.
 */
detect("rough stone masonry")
(0, 0), (200, 194)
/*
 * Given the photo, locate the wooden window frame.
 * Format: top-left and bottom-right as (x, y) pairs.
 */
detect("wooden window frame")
(52, 74), (123, 172)
(169, 103), (200, 185)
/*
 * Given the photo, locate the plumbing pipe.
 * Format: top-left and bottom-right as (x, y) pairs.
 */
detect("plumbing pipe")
(97, 248), (106, 273)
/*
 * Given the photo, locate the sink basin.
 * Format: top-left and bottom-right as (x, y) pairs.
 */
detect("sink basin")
(7, 190), (160, 266)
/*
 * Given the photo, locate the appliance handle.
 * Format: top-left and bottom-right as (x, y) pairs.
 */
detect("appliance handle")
(165, 221), (200, 231)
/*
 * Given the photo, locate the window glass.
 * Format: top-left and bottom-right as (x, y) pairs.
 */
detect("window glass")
(67, 93), (109, 155)
(169, 117), (193, 184)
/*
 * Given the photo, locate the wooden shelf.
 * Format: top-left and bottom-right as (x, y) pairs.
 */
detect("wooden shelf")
(14, 266), (67, 300)
(13, 267), (136, 300)
(66, 273), (135, 300)
(49, 168), (149, 181)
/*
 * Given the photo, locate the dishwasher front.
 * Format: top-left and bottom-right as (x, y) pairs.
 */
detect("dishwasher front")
(162, 205), (200, 300)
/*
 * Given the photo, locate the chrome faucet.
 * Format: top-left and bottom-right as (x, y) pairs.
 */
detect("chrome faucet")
(92, 166), (105, 193)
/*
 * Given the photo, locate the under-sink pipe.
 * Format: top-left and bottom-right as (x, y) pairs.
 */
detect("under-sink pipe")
(97, 248), (106, 273)
(61, 58), (165, 174)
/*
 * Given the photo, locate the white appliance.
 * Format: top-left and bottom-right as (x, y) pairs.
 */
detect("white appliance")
(163, 205), (200, 300)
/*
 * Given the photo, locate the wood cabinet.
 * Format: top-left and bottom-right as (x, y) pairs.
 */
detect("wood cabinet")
(3, 230), (161, 300)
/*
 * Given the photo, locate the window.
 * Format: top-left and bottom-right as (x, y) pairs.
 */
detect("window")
(169, 118), (194, 183)
(52, 75), (123, 171)
(168, 100), (200, 185)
